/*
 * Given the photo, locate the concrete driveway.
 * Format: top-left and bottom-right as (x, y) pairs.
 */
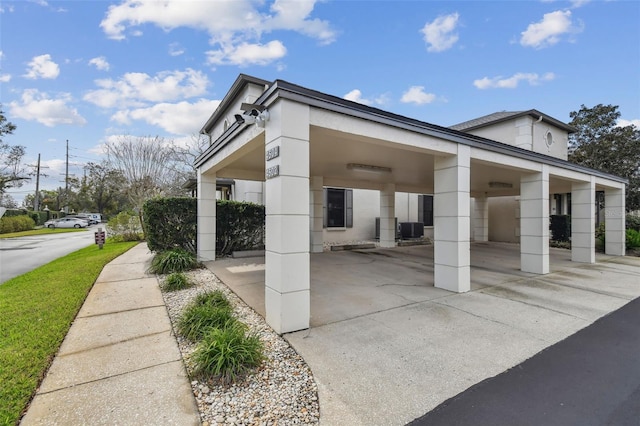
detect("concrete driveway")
(207, 242), (640, 425)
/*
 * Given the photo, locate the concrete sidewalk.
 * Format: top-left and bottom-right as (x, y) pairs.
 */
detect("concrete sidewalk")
(21, 243), (200, 425)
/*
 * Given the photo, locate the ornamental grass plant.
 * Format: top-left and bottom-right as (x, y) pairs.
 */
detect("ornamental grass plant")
(149, 248), (200, 274)
(191, 322), (264, 384)
(162, 272), (193, 292)
(177, 303), (236, 342)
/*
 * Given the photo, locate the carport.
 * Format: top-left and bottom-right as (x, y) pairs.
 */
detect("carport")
(195, 74), (627, 334)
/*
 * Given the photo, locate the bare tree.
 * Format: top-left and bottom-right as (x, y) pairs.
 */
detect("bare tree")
(0, 107), (29, 194)
(104, 135), (192, 210)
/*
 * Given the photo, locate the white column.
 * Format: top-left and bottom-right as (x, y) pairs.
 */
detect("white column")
(310, 176), (324, 253)
(264, 100), (310, 334)
(379, 184), (396, 248)
(605, 187), (626, 256)
(571, 178), (595, 263)
(520, 166), (549, 274)
(433, 146), (470, 293)
(197, 171), (216, 261)
(473, 195), (489, 242)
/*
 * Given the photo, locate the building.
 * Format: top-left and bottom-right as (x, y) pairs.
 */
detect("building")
(195, 74), (627, 334)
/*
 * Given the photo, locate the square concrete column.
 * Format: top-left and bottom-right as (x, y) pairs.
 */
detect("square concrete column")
(604, 187), (626, 256)
(571, 178), (595, 263)
(520, 166), (549, 274)
(197, 171), (216, 261)
(433, 146), (470, 293)
(309, 176), (324, 253)
(473, 195), (489, 242)
(264, 100), (310, 334)
(379, 184), (397, 248)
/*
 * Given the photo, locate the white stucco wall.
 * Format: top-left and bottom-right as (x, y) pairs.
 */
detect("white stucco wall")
(465, 116), (569, 161)
(233, 180), (264, 204)
(207, 84), (267, 143)
(488, 196), (520, 243)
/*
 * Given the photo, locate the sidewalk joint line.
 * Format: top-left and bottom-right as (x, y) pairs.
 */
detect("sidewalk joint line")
(36, 359), (183, 396)
(58, 330), (171, 357)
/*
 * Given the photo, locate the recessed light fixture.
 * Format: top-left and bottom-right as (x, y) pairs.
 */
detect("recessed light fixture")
(347, 163), (392, 173)
(489, 181), (513, 189)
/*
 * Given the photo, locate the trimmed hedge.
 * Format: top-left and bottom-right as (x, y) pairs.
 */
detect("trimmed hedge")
(143, 197), (265, 256)
(550, 215), (571, 242)
(216, 200), (264, 256)
(0, 215), (36, 233)
(626, 214), (640, 232)
(144, 197), (197, 253)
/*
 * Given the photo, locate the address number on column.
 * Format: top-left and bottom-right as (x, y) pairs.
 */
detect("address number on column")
(266, 165), (280, 179)
(266, 146), (280, 161)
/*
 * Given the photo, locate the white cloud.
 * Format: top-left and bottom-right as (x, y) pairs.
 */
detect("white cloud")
(520, 10), (583, 49)
(570, 0), (590, 8)
(343, 90), (390, 107)
(100, 0), (335, 66)
(0, 74), (10, 83)
(169, 42), (184, 56)
(84, 68), (209, 108)
(473, 72), (555, 89)
(207, 41), (287, 66)
(24, 54), (60, 79)
(617, 118), (640, 129)
(111, 99), (220, 135)
(89, 56), (110, 71)
(344, 89), (371, 106)
(9, 89), (87, 127)
(421, 13), (460, 53)
(401, 86), (436, 105)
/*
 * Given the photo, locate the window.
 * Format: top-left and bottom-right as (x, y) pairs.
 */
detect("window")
(323, 188), (353, 228)
(418, 195), (434, 226)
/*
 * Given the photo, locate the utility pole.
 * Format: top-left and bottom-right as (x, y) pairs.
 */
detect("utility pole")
(65, 139), (69, 213)
(34, 154), (41, 211)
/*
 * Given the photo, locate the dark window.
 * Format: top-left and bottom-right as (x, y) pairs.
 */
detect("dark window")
(418, 195), (434, 226)
(323, 188), (353, 228)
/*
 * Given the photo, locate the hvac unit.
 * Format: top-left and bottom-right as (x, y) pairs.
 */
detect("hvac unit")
(399, 222), (424, 239)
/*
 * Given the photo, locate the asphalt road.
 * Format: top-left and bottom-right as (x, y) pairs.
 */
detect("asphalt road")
(408, 296), (640, 426)
(0, 228), (97, 283)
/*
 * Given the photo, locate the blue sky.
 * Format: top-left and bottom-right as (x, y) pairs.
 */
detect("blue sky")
(1, 0), (639, 205)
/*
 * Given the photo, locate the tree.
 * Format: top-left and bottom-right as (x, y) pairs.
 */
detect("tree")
(569, 104), (640, 211)
(105, 135), (192, 211)
(0, 107), (29, 194)
(79, 162), (128, 216)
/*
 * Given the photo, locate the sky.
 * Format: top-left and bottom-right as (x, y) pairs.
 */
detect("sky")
(1, 0), (639, 206)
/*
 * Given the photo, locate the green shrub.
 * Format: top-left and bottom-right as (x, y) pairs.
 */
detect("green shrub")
(191, 322), (263, 383)
(149, 248), (200, 274)
(627, 229), (640, 249)
(143, 197), (197, 253)
(0, 215), (36, 234)
(192, 290), (232, 310)
(550, 215), (571, 242)
(595, 222), (606, 250)
(626, 214), (640, 232)
(106, 211), (144, 242)
(162, 272), (192, 292)
(177, 303), (236, 341)
(216, 200), (265, 256)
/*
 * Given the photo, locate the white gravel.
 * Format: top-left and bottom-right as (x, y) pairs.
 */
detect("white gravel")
(159, 268), (320, 426)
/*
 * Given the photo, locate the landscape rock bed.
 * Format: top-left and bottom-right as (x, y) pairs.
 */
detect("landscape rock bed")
(160, 268), (320, 426)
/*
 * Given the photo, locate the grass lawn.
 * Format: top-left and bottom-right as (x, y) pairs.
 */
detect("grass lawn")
(0, 228), (86, 239)
(0, 241), (139, 425)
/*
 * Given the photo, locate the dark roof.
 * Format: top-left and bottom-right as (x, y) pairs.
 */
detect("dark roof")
(450, 110), (577, 133)
(200, 74), (271, 134)
(195, 75), (625, 184)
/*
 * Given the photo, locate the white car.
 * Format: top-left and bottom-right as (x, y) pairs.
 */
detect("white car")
(44, 218), (88, 229)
